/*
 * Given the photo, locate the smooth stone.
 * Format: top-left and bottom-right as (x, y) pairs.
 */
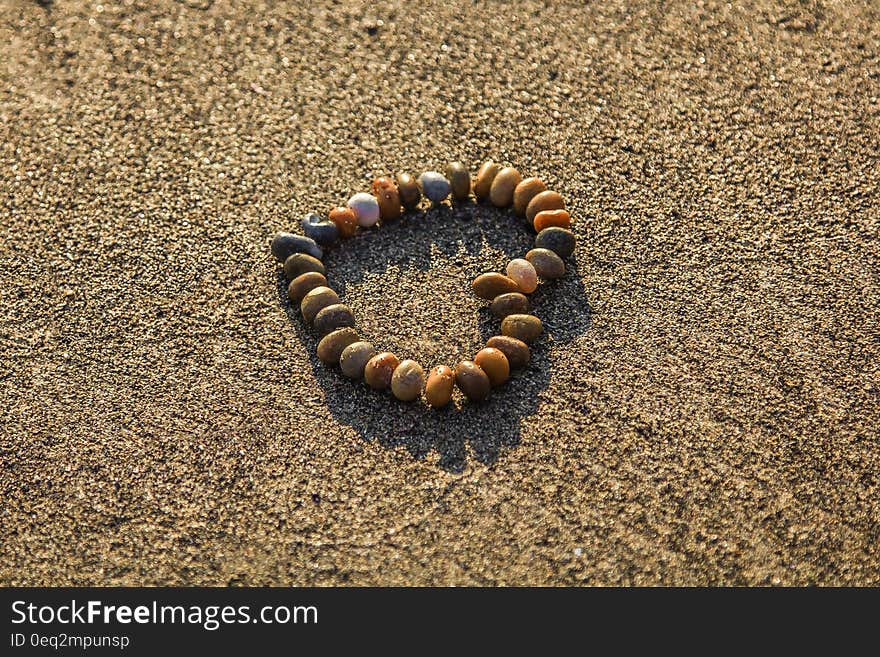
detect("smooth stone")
(391, 359), (425, 402)
(501, 314), (543, 343)
(372, 177), (402, 221)
(396, 173), (421, 209)
(505, 258), (538, 293)
(489, 166), (522, 207)
(347, 192), (381, 227)
(474, 348), (510, 386)
(340, 341), (376, 379)
(313, 303), (355, 337)
(418, 171), (451, 203)
(472, 272), (521, 300)
(300, 286), (340, 324)
(446, 162), (471, 201)
(271, 232), (323, 262)
(364, 352), (400, 390)
(317, 327), (359, 365)
(288, 271), (328, 303)
(328, 206), (359, 238)
(301, 212), (339, 245)
(425, 365), (455, 408)
(525, 248), (565, 279)
(525, 190), (565, 224)
(454, 361), (491, 402)
(473, 161), (501, 200)
(535, 226), (576, 259)
(486, 335), (531, 369)
(283, 252), (325, 280)
(533, 209), (571, 232)
(490, 292), (529, 318)
(513, 177), (547, 215)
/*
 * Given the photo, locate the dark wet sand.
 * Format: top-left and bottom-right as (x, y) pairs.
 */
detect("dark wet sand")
(1, 0), (878, 585)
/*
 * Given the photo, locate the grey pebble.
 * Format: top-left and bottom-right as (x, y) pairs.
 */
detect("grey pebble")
(301, 213), (339, 245)
(271, 232), (323, 262)
(535, 227), (575, 259)
(418, 171), (451, 203)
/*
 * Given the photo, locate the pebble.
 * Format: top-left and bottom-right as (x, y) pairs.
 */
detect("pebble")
(418, 171), (451, 203)
(313, 303), (355, 337)
(486, 335), (531, 369)
(347, 192), (381, 227)
(533, 209), (571, 232)
(505, 258), (538, 293)
(328, 206), (359, 238)
(300, 286), (340, 324)
(454, 361), (491, 401)
(535, 226), (576, 258)
(472, 272), (521, 300)
(396, 173), (421, 209)
(317, 327), (359, 365)
(271, 232), (323, 262)
(513, 177), (547, 215)
(364, 352), (400, 390)
(301, 212), (339, 245)
(287, 271), (328, 303)
(490, 292), (530, 318)
(474, 347), (510, 386)
(446, 162), (471, 201)
(391, 359), (425, 402)
(525, 190), (565, 224)
(424, 365), (455, 408)
(372, 177), (402, 221)
(473, 161), (501, 200)
(283, 252), (325, 280)
(489, 166), (522, 207)
(501, 314), (543, 343)
(525, 248), (565, 279)
(340, 341), (376, 379)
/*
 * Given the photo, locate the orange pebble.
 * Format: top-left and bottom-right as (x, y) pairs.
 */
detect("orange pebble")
(533, 209), (571, 232)
(328, 206), (358, 238)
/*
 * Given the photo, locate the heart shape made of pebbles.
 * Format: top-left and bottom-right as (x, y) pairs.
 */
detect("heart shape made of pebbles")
(272, 160), (579, 410)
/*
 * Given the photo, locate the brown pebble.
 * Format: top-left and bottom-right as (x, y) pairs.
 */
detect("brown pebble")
(391, 359), (425, 402)
(364, 352), (400, 390)
(501, 314), (543, 343)
(300, 286), (340, 324)
(372, 177), (402, 221)
(288, 271), (328, 303)
(525, 190), (565, 224)
(454, 361), (491, 402)
(283, 252), (325, 280)
(317, 327), (359, 365)
(446, 162), (471, 201)
(513, 177), (547, 215)
(490, 292), (529, 318)
(313, 303), (355, 337)
(473, 161), (501, 200)
(425, 365), (455, 408)
(486, 335), (531, 369)
(396, 173), (421, 210)
(489, 166), (522, 207)
(525, 248), (565, 279)
(328, 206), (359, 238)
(474, 348), (510, 386)
(472, 272), (521, 300)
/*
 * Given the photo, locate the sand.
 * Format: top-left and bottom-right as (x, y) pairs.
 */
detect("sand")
(1, 0), (878, 585)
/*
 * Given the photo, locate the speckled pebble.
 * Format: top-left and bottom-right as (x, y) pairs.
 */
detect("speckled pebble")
(525, 190), (565, 224)
(347, 192), (381, 227)
(505, 258), (538, 293)
(486, 335), (531, 369)
(446, 162), (471, 201)
(501, 314), (543, 343)
(287, 271), (328, 303)
(489, 166), (522, 207)
(271, 232), (323, 262)
(454, 361), (491, 402)
(513, 177), (547, 215)
(313, 303), (355, 337)
(391, 359), (425, 401)
(317, 327), (359, 365)
(535, 226), (576, 259)
(472, 272), (521, 300)
(328, 206), (359, 238)
(301, 212), (339, 245)
(490, 292), (530, 318)
(474, 347), (510, 386)
(473, 161), (501, 200)
(364, 352), (400, 390)
(283, 252), (325, 280)
(396, 173), (421, 210)
(525, 248), (566, 279)
(300, 286), (340, 324)
(339, 341), (376, 379)
(372, 177), (402, 221)
(418, 171), (451, 203)
(424, 365), (455, 408)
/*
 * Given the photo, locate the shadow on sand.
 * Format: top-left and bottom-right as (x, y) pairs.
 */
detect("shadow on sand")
(276, 201), (591, 472)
